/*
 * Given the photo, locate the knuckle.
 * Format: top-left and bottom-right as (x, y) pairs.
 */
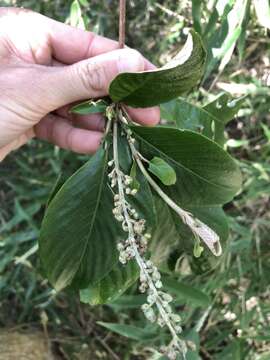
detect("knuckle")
(78, 61), (107, 94)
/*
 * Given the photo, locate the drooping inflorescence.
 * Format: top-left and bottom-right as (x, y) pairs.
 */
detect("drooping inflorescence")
(108, 117), (187, 360)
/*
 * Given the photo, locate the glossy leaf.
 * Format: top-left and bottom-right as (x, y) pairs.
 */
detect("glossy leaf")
(70, 99), (107, 115)
(39, 148), (122, 291)
(109, 30), (206, 107)
(80, 260), (139, 305)
(149, 157), (177, 186)
(131, 126), (242, 206)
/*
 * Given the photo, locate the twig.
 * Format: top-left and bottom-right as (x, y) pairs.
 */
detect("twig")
(95, 333), (121, 360)
(119, 0), (126, 48)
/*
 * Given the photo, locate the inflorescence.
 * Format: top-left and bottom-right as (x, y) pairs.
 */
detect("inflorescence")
(108, 118), (187, 360)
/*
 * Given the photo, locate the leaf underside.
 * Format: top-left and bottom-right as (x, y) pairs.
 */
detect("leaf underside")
(109, 30), (206, 107)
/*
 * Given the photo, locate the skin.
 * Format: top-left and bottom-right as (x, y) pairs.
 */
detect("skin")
(0, 7), (160, 161)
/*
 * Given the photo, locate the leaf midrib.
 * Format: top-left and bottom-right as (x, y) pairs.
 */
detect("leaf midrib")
(133, 130), (237, 193)
(77, 148), (111, 276)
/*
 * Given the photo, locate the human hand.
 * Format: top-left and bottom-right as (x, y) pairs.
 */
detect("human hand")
(0, 7), (160, 161)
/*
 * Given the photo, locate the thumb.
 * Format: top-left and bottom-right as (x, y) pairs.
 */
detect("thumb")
(38, 48), (145, 112)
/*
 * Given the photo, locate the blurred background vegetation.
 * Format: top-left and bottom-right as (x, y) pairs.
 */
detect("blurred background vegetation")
(0, 1), (269, 359)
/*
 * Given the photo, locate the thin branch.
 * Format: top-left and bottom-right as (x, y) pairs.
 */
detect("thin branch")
(119, 0), (126, 48)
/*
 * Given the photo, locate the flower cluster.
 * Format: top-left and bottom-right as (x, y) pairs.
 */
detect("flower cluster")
(109, 142), (186, 358)
(109, 120), (187, 360)
(108, 160), (151, 265)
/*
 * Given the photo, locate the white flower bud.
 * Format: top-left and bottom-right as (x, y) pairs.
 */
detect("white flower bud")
(162, 293), (173, 303)
(155, 280), (163, 289)
(170, 314), (181, 323)
(175, 325), (182, 334)
(147, 294), (156, 304)
(117, 243), (124, 251)
(144, 307), (156, 323)
(131, 189), (138, 196)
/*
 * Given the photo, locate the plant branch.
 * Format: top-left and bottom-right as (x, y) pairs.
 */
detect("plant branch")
(119, 0), (126, 48)
(127, 137), (222, 257)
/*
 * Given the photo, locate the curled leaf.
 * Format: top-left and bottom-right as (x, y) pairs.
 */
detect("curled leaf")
(182, 212), (222, 257)
(109, 30), (206, 107)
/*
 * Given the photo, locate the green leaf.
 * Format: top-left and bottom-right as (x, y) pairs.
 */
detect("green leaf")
(109, 295), (146, 310)
(150, 197), (180, 269)
(129, 161), (140, 191)
(163, 277), (210, 307)
(203, 93), (245, 125)
(97, 322), (157, 342)
(80, 260), (139, 305)
(149, 157), (177, 186)
(204, 94), (246, 145)
(130, 126), (242, 206)
(70, 0), (86, 29)
(204, 0), (249, 77)
(109, 30), (206, 107)
(70, 99), (107, 115)
(161, 95), (245, 146)
(39, 148), (122, 291)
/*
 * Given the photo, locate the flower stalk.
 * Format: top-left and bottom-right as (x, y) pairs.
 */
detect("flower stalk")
(109, 116), (187, 360)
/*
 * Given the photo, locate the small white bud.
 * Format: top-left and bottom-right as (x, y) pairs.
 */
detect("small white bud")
(171, 314), (181, 323)
(108, 160), (114, 167)
(117, 243), (124, 251)
(131, 189), (138, 196)
(155, 280), (163, 289)
(162, 293), (173, 303)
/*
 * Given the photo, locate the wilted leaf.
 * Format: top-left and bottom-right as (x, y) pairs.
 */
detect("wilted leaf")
(109, 30), (206, 107)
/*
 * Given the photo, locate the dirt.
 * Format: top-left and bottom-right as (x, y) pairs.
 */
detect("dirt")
(0, 329), (54, 360)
